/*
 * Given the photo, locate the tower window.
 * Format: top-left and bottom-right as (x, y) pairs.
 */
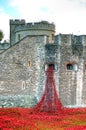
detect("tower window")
(52, 34), (54, 40)
(28, 61), (32, 67)
(18, 34), (20, 41)
(66, 63), (78, 71)
(67, 64), (73, 70)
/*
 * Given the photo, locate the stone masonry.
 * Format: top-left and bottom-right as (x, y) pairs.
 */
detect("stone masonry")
(0, 19), (86, 108)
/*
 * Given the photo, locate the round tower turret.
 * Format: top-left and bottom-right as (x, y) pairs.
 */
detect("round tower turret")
(14, 20), (55, 43)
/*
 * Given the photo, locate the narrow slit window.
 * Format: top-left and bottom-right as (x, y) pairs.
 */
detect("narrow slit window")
(18, 34), (20, 41)
(28, 61), (32, 67)
(52, 34), (54, 40)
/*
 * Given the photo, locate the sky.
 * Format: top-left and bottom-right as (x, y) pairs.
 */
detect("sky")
(0, 0), (86, 41)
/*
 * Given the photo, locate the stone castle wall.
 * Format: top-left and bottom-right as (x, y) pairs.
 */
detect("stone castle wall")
(1, 19), (86, 108)
(1, 34), (86, 107)
(57, 34), (86, 107)
(0, 35), (47, 107)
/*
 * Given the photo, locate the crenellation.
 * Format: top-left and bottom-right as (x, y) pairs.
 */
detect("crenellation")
(15, 21), (55, 32)
(9, 19), (55, 45)
(10, 19), (25, 25)
(58, 34), (72, 45)
(55, 34), (86, 46)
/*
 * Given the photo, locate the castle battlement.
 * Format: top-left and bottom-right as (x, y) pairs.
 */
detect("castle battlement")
(55, 34), (86, 46)
(10, 19), (55, 45)
(10, 19), (25, 25)
(14, 21), (55, 32)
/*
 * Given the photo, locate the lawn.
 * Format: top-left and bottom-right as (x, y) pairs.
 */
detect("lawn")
(0, 107), (86, 130)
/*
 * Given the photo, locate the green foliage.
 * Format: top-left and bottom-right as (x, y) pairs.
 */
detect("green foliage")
(0, 30), (4, 42)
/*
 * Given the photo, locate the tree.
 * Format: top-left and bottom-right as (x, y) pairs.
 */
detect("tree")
(0, 30), (4, 43)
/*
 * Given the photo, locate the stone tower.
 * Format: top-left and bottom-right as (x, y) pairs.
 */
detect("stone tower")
(10, 19), (25, 46)
(10, 20), (55, 45)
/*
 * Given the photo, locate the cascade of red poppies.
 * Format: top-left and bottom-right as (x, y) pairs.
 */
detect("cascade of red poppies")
(33, 66), (63, 114)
